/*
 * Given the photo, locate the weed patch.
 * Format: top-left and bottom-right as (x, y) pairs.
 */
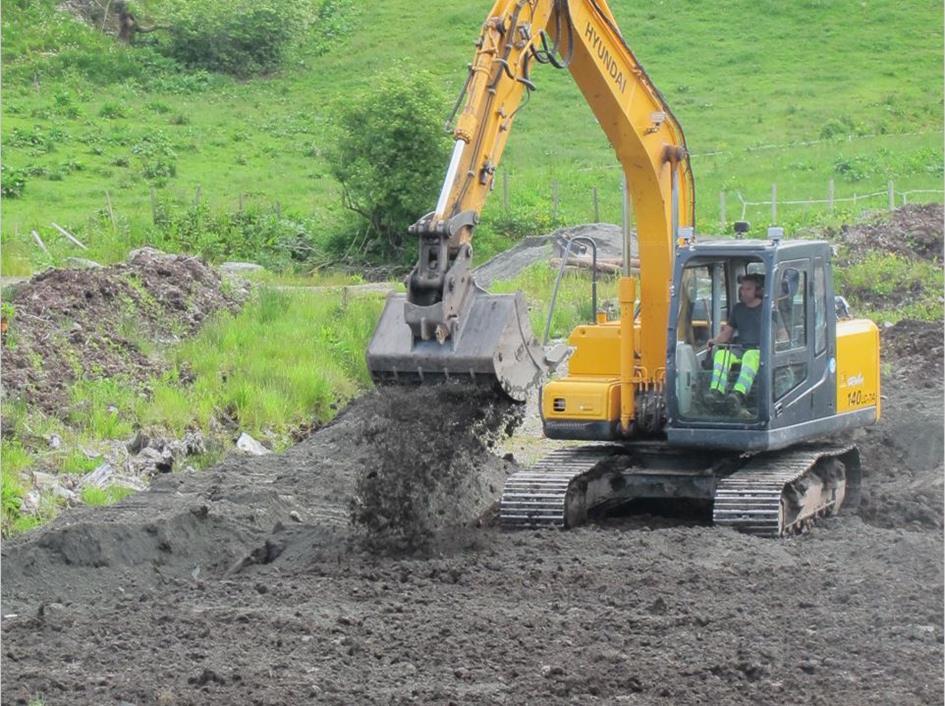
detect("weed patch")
(80, 485), (134, 507)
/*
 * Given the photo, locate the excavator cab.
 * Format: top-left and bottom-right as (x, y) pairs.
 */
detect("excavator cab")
(666, 237), (880, 452)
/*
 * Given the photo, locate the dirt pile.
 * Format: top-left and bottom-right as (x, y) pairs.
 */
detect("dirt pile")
(1, 385), (520, 606)
(830, 203), (944, 262)
(1, 215), (943, 704)
(850, 319), (944, 530)
(2, 371), (942, 704)
(1, 248), (248, 415)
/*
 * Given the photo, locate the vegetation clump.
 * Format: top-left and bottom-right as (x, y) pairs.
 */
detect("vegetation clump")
(328, 69), (451, 262)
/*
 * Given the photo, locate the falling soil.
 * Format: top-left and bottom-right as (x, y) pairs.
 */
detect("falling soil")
(0, 248), (246, 416)
(349, 384), (521, 551)
(3, 319), (942, 705)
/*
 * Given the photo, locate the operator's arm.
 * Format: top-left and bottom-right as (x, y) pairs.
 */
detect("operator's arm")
(709, 323), (735, 348)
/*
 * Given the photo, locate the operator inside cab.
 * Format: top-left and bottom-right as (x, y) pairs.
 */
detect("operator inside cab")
(706, 273), (764, 412)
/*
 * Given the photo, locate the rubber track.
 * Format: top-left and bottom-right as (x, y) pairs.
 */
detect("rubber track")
(500, 446), (618, 528)
(713, 444), (856, 537)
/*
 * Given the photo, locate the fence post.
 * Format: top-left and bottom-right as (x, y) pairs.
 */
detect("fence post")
(903, 192), (909, 206)
(719, 191), (727, 228)
(503, 172), (510, 213)
(238, 193), (244, 212)
(194, 184), (201, 208)
(592, 186), (600, 223)
(31, 229), (49, 256)
(275, 201), (281, 218)
(828, 179), (835, 213)
(551, 180), (559, 221)
(888, 180), (895, 211)
(150, 187), (158, 225)
(771, 183), (777, 224)
(104, 190), (116, 231)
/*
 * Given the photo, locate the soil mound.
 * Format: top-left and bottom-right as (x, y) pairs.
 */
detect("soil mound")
(831, 203), (944, 261)
(1, 248), (247, 415)
(1, 385), (520, 606)
(850, 320), (944, 530)
(1, 219), (943, 704)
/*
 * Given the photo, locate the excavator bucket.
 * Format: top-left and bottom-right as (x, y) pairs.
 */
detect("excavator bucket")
(366, 287), (546, 402)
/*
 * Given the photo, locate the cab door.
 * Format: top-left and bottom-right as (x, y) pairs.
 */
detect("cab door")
(809, 256), (837, 418)
(770, 258), (812, 427)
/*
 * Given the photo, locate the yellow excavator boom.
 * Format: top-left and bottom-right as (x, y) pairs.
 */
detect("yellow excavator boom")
(368, 0), (693, 409)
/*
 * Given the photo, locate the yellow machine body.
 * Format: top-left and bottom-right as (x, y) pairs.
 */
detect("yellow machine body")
(836, 319), (881, 416)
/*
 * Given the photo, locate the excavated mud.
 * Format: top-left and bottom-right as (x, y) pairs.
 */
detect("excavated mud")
(349, 384), (521, 550)
(3, 321), (942, 705)
(830, 203), (944, 263)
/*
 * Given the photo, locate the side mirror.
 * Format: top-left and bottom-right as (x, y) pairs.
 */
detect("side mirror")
(780, 268), (801, 298)
(835, 295), (852, 319)
(733, 221), (750, 238)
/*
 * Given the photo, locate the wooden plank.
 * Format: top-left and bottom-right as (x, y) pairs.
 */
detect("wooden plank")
(50, 222), (87, 250)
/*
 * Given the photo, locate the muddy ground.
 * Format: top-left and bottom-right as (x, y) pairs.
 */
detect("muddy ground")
(2, 317), (942, 705)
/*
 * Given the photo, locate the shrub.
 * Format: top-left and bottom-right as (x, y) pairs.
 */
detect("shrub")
(98, 101), (128, 119)
(328, 68), (451, 261)
(1, 165), (27, 198)
(160, 0), (312, 77)
(131, 132), (177, 182)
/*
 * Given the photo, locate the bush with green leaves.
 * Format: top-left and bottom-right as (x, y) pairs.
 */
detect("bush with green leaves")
(131, 132), (177, 182)
(1, 165), (27, 198)
(160, 0), (313, 77)
(147, 201), (325, 269)
(328, 68), (451, 261)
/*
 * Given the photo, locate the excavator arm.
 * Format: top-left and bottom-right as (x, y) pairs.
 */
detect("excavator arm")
(368, 0), (694, 401)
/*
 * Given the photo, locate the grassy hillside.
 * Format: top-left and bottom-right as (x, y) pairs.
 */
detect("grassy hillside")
(2, 0), (942, 274)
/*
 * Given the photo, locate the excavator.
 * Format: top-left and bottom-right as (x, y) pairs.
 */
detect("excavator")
(366, 0), (881, 537)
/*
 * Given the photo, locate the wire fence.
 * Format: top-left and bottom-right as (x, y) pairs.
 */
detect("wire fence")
(729, 181), (945, 224)
(496, 169), (944, 233)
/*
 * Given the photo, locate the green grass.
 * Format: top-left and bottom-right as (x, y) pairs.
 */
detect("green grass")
(148, 287), (381, 440)
(835, 252), (943, 322)
(80, 484), (134, 507)
(491, 263), (620, 341)
(2, 0), (941, 274)
(1, 285), (385, 535)
(241, 269), (368, 287)
(2, 440), (46, 535)
(60, 449), (102, 475)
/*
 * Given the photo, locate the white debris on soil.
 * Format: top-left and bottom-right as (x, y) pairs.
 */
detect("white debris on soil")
(236, 432), (271, 456)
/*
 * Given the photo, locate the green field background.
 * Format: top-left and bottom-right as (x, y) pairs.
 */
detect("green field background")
(2, 0), (942, 271)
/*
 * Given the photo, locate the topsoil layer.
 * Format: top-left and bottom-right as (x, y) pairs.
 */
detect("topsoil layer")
(2, 319), (942, 705)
